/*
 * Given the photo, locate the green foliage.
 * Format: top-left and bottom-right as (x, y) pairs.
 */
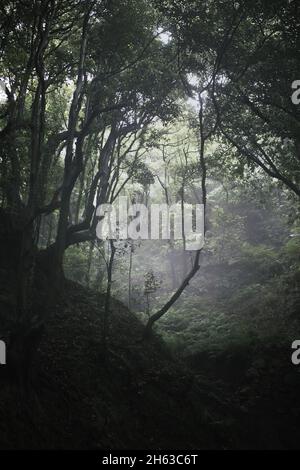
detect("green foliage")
(64, 244), (91, 284)
(284, 226), (300, 262)
(144, 270), (161, 295)
(130, 161), (155, 187)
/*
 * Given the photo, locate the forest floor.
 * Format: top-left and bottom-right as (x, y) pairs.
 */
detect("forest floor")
(0, 280), (299, 449)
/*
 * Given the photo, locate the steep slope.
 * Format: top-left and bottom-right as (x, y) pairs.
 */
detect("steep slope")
(0, 280), (235, 450)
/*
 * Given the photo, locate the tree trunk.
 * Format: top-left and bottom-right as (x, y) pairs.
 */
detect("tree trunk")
(102, 240), (116, 356)
(128, 244), (133, 310)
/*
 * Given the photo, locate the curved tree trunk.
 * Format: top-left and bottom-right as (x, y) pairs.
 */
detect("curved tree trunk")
(143, 91), (208, 338)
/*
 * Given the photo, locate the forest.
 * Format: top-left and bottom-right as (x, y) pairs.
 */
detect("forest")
(0, 0), (300, 451)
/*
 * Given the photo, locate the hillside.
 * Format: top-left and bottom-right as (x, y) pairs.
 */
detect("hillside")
(0, 280), (233, 449)
(1, 280), (300, 449)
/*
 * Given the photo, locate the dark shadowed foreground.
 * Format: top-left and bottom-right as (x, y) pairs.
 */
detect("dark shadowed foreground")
(0, 280), (299, 450)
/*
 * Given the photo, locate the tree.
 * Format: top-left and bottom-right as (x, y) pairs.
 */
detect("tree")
(0, 0), (181, 376)
(144, 92), (209, 337)
(144, 269), (161, 316)
(157, 0), (300, 196)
